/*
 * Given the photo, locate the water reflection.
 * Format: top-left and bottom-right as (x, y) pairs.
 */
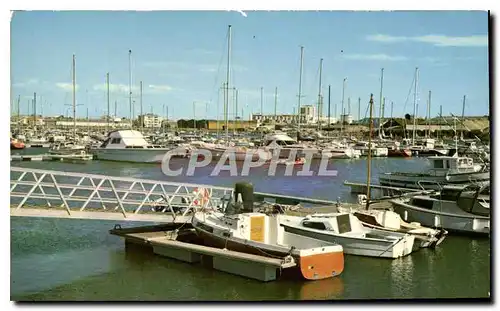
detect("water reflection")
(298, 277), (344, 300)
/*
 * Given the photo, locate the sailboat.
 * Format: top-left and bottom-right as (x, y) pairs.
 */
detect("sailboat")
(338, 94), (447, 249)
(200, 25), (271, 162)
(49, 54), (90, 159)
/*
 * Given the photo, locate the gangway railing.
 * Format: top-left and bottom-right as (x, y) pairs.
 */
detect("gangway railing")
(10, 167), (234, 223)
(10, 167), (339, 222)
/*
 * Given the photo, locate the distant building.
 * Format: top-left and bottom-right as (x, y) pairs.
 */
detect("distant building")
(317, 116), (338, 125)
(340, 114), (353, 125)
(299, 105), (317, 124)
(251, 113), (298, 125)
(138, 113), (163, 128)
(251, 104), (318, 125)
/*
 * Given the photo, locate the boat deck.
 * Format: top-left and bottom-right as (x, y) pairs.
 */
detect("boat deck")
(110, 224), (297, 282)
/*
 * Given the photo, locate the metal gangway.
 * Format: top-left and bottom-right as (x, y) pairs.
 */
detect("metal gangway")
(10, 167), (235, 223)
(10, 167), (338, 223)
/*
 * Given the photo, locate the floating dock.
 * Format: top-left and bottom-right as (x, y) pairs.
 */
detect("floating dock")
(25, 143), (51, 148)
(110, 224), (296, 282)
(11, 153), (93, 162)
(344, 181), (421, 195)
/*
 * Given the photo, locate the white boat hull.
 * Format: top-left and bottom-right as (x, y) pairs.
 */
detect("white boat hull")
(205, 147), (272, 162)
(91, 148), (170, 163)
(315, 148), (361, 159)
(355, 147), (388, 157)
(379, 171), (490, 190)
(280, 222), (414, 259)
(390, 199), (490, 235)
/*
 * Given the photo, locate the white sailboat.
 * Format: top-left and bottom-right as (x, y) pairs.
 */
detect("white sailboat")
(201, 25), (271, 163)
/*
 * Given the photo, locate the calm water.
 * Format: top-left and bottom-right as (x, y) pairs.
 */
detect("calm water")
(10, 155), (491, 300)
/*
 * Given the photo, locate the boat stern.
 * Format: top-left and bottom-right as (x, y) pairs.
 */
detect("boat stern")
(296, 245), (344, 280)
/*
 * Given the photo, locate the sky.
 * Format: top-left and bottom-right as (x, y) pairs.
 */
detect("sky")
(10, 10), (489, 120)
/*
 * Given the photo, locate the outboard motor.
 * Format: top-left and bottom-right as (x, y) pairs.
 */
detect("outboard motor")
(234, 182), (254, 213)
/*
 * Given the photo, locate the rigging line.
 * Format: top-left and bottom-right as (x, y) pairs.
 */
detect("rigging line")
(401, 71), (416, 114)
(208, 29), (230, 105)
(302, 59), (320, 103)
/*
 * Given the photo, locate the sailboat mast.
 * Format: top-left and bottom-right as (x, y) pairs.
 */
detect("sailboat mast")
(72, 54), (76, 139)
(297, 46), (304, 136)
(106, 72), (110, 133)
(340, 78), (347, 133)
(378, 68), (384, 133)
(412, 67), (419, 145)
(427, 90), (432, 138)
(17, 95), (20, 133)
(33, 92), (36, 134)
(317, 58), (323, 130)
(274, 86), (278, 125)
(235, 89), (239, 131)
(128, 49), (132, 129)
(224, 25), (232, 144)
(327, 85), (331, 136)
(358, 97), (361, 121)
(365, 94), (374, 210)
(140, 80), (143, 133)
(461, 95), (466, 138)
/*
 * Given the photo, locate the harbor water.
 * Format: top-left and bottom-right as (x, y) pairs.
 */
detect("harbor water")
(10, 155), (491, 300)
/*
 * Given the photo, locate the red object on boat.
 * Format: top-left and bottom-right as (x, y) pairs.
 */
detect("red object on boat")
(388, 148), (412, 157)
(10, 139), (25, 150)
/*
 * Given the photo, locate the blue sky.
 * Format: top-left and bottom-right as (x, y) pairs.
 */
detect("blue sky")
(10, 10), (489, 120)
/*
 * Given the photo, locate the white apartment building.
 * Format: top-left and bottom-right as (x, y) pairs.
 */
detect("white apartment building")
(138, 113), (164, 128)
(299, 105), (317, 124)
(340, 114), (354, 125)
(252, 104), (318, 125)
(252, 113), (299, 124)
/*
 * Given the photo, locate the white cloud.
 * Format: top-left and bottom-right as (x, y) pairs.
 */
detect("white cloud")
(414, 35), (488, 47)
(147, 84), (173, 93)
(366, 34), (488, 47)
(238, 88), (278, 99)
(56, 82), (79, 91)
(93, 83), (137, 94)
(12, 79), (39, 88)
(366, 34), (407, 43)
(198, 65), (218, 73)
(92, 83), (173, 94)
(342, 54), (408, 61)
(142, 61), (247, 73)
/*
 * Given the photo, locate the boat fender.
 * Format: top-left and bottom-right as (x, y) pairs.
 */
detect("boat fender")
(193, 187), (210, 206)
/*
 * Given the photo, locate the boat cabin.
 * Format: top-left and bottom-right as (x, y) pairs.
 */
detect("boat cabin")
(409, 184), (490, 217)
(298, 213), (365, 235)
(262, 133), (297, 147)
(427, 155), (481, 172)
(99, 130), (164, 149)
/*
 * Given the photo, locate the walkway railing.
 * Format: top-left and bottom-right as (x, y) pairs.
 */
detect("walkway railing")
(10, 167), (234, 223)
(10, 167), (338, 222)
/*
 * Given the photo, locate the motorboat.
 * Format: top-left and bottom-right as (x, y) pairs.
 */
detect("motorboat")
(192, 211), (345, 280)
(352, 141), (388, 157)
(379, 155), (490, 190)
(49, 141), (87, 155)
(262, 132), (319, 159)
(90, 130), (181, 163)
(390, 183), (490, 236)
(279, 212), (416, 259)
(337, 204), (447, 249)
